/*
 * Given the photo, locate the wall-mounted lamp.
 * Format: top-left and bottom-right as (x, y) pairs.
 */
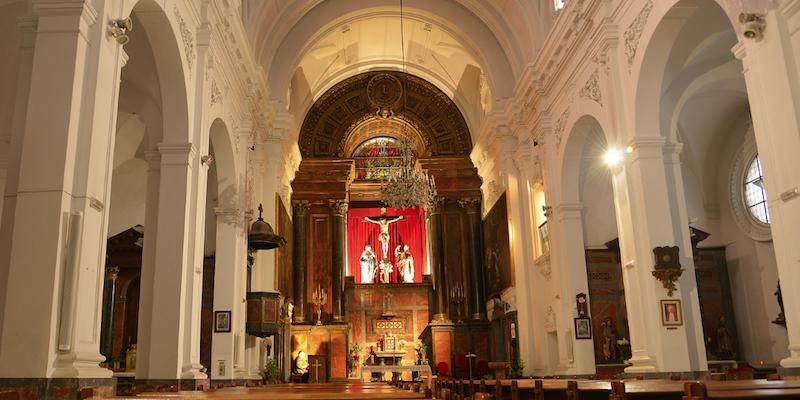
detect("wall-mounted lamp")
(201, 155), (215, 166)
(604, 146), (634, 168)
(739, 13), (765, 42)
(542, 205), (553, 217)
(109, 17), (133, 45)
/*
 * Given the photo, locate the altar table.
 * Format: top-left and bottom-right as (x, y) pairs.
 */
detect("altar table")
(361, 364), (432, 387)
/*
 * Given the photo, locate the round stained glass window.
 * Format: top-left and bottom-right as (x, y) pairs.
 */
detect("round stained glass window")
(743, 155), (769, 224)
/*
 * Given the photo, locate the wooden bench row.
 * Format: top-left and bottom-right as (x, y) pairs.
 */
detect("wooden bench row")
(431, 377), (800, 400)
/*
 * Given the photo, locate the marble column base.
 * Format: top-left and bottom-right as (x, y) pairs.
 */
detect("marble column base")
(131, 378), (210, 394)
(622, 370), (708, 380)
(0, 377), (115, 400)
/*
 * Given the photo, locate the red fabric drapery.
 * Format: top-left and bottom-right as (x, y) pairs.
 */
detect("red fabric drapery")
(347, 207), (426, 283)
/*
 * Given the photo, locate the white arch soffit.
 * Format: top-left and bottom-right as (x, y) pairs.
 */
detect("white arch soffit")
(208, 118), (239, 206)
(559, 115), (609, 205)
(260, 0), (517, 101)
(632, 0), (738, 137)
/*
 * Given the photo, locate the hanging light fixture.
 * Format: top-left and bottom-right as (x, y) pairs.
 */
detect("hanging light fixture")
(378, 0), (437, 209)
(248, 203), (286, 250)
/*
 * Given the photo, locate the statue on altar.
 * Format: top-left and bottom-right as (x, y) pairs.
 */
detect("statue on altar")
(360, 244), (378, 283)
(363, 208), (404, 258)
(293, 351), (310, 382)
(379, 259), (393, 283)
(395, 244), (414, 283)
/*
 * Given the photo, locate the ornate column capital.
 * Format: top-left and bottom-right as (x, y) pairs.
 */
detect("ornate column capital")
(215, 207), (244, 225)
(106, 266), (119, 281)
(424, 197), (445, 215)
(329, 200), (349, 217)
(292, 200), (311, 216)
(458, 198), (481, 214)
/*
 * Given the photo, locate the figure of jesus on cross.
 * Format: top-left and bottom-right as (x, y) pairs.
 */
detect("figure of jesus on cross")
(362, 208), (404, 259)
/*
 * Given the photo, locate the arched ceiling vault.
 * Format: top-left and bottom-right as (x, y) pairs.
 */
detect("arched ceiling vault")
(298, 71), (472, 158)
(243, 0), (531, 105)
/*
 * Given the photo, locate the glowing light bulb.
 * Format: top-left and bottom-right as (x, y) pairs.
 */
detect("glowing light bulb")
(604, 148), (624, 167)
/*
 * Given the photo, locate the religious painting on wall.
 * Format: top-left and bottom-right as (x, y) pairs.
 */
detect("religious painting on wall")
(574, 317), (592, 339)
(482, 193), (513, 296)
(346, 207), (426, 284)
(585, 248), (630, 364)
(660, 300), (683, 326)
(693, 247), (739, 360)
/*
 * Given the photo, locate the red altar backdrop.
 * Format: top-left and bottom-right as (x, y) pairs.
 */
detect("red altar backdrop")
(347, 207), (427, 283)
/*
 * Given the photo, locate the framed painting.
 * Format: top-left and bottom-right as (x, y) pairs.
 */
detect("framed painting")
(214, 310), (232, 333)
(660, 300), (683, 326)
(574, 317), (592, 339)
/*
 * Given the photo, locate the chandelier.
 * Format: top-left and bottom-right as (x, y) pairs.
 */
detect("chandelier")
(378, 0), (437, 209)
(379, 140), (437, 208)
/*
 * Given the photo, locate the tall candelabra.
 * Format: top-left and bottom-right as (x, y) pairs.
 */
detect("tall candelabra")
(450, 282), (466, 323)
(312, 285), (327, 326)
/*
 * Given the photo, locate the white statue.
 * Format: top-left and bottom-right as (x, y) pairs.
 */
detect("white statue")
(395, 244), (414, 283)
(379, 259), (394, 283)
(363, 208), (404, 259)
(360, 244), (378, 283)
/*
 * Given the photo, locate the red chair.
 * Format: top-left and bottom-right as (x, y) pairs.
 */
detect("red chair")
(437, 361), (450, 377)
(476, 360), (490, 377)
(454, 354), (469, 378)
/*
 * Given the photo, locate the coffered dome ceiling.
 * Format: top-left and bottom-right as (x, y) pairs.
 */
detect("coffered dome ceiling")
(298, 71), (472, 158)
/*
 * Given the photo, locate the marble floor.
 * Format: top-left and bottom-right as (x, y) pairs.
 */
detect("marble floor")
(115, 382), (427, 399)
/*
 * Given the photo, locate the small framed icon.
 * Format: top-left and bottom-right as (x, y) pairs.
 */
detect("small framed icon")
(214, 310), (232, 333)
(660, 300), (683, 326)
(574, 317), (592, 339)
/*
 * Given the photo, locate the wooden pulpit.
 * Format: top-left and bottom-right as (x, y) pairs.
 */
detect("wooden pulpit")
(308, 355), (327, 383)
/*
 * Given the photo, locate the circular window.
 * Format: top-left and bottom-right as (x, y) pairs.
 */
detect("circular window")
(743, 155), (770, 224)
(729, 131), (771, 241)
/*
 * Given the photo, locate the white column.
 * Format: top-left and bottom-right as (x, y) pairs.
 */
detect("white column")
(136, 151), (161, 378)
(497, 133), (538, 376)
(550, 204), (596, 375)
(733, 3), (800, 369)
(137, 143), (199, 379)
(0, 0), (122, 378)
(210, 207), (244, 380)
(613, 138), (707, 374)
(0, 15), (36, 331)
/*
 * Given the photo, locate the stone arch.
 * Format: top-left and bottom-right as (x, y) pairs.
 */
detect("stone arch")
(631, 0), (740, 140)
(559, 114), (612, 205)
(257, 1), (518, 103)
(124, 0), (192, 145)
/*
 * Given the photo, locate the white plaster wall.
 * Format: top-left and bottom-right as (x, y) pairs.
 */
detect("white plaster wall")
(679, 116), (787, 364)
(0, 2), (24, 147)
(579, 138), (618, 248)
(714, 125), (787, 364)
(107, 158), (147, 237)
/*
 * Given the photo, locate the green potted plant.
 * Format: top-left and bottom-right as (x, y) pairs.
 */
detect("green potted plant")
(263, 358), (279, 384)
(508, 359), (525, 378)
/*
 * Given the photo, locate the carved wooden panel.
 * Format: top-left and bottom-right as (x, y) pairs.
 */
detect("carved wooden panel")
(308, 211), (332, 315)
(276, 196), (293, 299)
(299, 71), (472, 157)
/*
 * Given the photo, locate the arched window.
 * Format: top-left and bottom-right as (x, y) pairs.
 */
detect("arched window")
(743, 155), (769, 224)
(729, 129), (771, 241)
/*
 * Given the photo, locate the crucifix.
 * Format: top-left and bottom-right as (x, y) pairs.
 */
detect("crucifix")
(363, 208), (405, 259)
(311, 359), (323, 383)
